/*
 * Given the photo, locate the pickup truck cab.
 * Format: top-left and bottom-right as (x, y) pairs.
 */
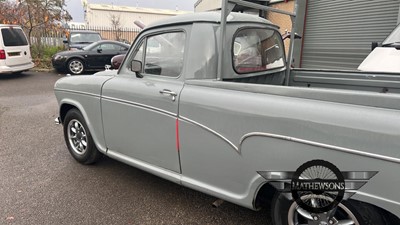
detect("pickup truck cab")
(54, 7), (400, 225)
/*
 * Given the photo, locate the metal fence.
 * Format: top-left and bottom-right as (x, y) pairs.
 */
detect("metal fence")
(30, 26), (142, 47)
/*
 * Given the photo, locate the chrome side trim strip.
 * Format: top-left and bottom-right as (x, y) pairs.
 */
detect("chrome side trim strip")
(54, 88), (99, 98)
(54, 117), (61, 125)
(179, 116), (239, 153)
(355, 191), (400, 206)
(240, 132), (400, 164)
(177, 118), (400, 163)
(102, 96), (176, 117)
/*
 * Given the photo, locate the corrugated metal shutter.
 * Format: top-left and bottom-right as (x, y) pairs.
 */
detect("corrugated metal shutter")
(301, 0), (400, 70)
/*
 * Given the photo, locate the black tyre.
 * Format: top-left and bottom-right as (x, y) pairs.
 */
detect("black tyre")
(63, 109), (102, 164)
(67, 58), (85, 75)
(271, 192), (387, 225)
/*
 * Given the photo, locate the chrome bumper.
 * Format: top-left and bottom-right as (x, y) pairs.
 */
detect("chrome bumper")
(54, 117), (61, 125)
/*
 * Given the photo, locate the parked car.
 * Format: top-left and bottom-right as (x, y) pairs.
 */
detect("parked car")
(52, 40), (130, 75)
(54, 4), (400, 225)
(0, 24), (34, 74)
(63, 30), (102, 50)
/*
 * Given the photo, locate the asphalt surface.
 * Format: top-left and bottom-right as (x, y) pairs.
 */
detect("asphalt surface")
(0, 71), (271, 225)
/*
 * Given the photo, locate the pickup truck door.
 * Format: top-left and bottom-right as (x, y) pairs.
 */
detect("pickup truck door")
(100, 31), (186, 173)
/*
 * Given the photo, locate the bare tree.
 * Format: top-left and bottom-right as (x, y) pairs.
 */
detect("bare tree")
(110, 14), (123, 41)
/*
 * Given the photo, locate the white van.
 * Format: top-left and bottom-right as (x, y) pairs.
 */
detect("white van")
(0, 25), (34, 74)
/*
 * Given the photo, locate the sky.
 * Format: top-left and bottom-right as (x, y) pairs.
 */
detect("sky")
(65, 0), (198, 22)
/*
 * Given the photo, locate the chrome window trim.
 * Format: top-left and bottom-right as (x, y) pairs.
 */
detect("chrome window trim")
(102, 96), (176, 118)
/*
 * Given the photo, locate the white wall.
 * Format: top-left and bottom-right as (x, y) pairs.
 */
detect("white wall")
(87, 9), (177, 28)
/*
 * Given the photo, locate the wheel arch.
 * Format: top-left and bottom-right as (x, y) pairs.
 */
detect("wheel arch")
(254, 182), (278, 209)
(67, 56), (86, 64)
(59, 100), (107, 154)
(60, 103), (77, 123)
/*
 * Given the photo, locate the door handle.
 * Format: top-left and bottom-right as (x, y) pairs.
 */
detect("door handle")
(159, 89), (177, 101)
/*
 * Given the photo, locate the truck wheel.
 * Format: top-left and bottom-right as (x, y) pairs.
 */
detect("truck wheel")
(67, 58), (85, 75)
(271, 193), (387, 225)
(63, 109), (102, 164)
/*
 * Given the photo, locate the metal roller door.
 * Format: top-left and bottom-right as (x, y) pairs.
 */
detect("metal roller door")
(301, 0), (400, 70)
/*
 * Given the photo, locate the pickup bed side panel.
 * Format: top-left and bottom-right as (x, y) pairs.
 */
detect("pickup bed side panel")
(178, 82), (400, 216)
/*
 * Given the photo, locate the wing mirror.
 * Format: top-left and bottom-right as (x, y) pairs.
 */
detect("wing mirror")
(131, 60), (143, 78)
(97, 48), (102, 53)
(111, 54), (125, 69)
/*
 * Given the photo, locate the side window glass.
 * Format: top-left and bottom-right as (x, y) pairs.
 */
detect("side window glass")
(120, 40), (143, 74)
(233, 29), (285, 74)
(96, 44), (102, 51)
(100, 44), (117, 51)
(144, 32), (186, 77)
(119, 45), (128, 51)
(133, 42), (144, 62)
(89, 44), (99, 51)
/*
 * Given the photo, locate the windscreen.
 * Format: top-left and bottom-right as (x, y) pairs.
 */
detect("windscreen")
(1, 28), (28, 46)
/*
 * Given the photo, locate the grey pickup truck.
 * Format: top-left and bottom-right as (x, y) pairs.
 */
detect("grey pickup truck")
(54, 1), (400, 224)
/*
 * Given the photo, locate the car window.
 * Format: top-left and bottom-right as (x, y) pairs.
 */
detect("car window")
(1, 28), (28, 46)
(98, 44), (118, 51)
(133, 42), (144, 62)
(233, 28), (285, 74)
(143, 32), (186, 77)
(119, 45), (128, 51)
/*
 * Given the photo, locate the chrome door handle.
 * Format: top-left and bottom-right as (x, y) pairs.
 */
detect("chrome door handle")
(159, 89), (177, 101)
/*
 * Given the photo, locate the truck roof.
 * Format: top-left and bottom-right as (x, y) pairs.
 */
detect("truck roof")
(0, 24), (22, 28)
(146, 11), (277, 30)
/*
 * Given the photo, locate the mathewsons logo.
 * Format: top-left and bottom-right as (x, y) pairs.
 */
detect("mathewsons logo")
(291, 160), (345, 213)
(258, 159), (377, 214)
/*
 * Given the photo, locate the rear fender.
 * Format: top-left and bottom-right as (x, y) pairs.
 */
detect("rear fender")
(243, 134), (400, 218)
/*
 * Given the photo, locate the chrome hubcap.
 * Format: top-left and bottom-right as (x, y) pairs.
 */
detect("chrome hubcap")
(67, 119), (88, 155)
(69, 60), (83, 74)
(288, 202), (359, 225)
